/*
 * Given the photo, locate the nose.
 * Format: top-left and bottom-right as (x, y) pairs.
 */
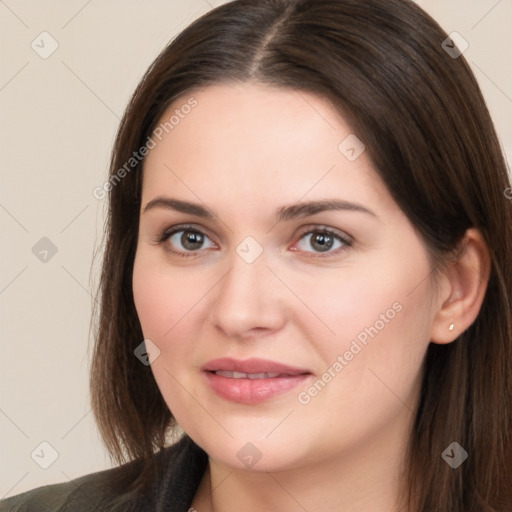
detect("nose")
(209, 248), (287, 340)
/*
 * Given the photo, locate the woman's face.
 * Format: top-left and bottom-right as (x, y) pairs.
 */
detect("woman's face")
(132, 82), (441, 472)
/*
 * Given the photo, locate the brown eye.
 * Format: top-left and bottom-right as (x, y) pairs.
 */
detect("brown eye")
(295, 228), (352, 255)
(158, 225), (215, 256)
(178, 230), (205, 251)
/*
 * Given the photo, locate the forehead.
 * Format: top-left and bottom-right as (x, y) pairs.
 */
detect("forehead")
(148, 81), (351, 162)
(141, 82), (394, 217)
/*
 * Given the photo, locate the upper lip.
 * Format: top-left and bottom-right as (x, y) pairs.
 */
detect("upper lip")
(202, 357), (311, 375)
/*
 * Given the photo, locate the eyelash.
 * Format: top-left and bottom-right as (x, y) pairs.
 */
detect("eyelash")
(155, 224), (353, 259)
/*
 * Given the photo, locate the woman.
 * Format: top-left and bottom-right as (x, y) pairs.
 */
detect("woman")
(2, 0), (511, 510)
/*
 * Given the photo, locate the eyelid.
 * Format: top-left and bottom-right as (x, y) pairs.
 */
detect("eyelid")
(294, 224), (352, 243)
(291, 224), (353, 257)
(156, 223), (214, 244)
(155, 223), (353, 257)
(155, 223), (218, 257)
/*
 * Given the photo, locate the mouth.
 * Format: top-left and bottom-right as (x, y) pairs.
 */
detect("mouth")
(201, 357), (312, 404)
(211, 370), (295, 379)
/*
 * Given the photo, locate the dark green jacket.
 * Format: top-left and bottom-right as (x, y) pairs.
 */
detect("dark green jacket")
(0, 436), (208, 512)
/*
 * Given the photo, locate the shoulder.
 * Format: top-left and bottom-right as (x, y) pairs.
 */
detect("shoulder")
(0, 456), (145, 512)
(0, 435), (207, 512)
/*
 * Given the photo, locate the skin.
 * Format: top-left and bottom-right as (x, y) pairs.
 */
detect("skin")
(132, 82), (490, 512)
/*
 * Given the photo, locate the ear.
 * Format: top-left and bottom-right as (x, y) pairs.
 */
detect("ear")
(429, 228), (491, 344)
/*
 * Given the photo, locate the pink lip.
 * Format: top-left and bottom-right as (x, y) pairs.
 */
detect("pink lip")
(202, 357), (312, 404)
(201, 357), (310, 375)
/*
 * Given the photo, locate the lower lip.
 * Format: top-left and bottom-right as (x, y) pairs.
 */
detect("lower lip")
(204, 371), (311, 404)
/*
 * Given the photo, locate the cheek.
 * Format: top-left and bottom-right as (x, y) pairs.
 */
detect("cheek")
(132, 251), (200, 341)
(132, 253), (202, 417)
(293, 246), (433, 396)
(132, 266), (168, 341)
(132, 250), (217, 414)
(287, 269), (431, 456)
(289, 270), (422, 360)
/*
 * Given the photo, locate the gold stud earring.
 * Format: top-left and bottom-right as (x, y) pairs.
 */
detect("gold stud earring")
(449, 323), (454, 331)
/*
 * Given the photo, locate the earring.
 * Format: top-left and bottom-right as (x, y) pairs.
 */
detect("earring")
(448, 323), (454, 331)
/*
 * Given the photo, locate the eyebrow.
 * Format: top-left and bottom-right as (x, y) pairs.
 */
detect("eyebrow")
(142, 196), (378, 222)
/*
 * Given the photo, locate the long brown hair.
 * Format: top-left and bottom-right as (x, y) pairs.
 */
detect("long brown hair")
(90, 0), (512, 509)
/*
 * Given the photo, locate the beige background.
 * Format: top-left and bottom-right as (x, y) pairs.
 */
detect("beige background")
(1, 0), (511, 498)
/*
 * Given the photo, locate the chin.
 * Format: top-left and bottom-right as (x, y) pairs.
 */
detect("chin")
(192, 432), (310, 473)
